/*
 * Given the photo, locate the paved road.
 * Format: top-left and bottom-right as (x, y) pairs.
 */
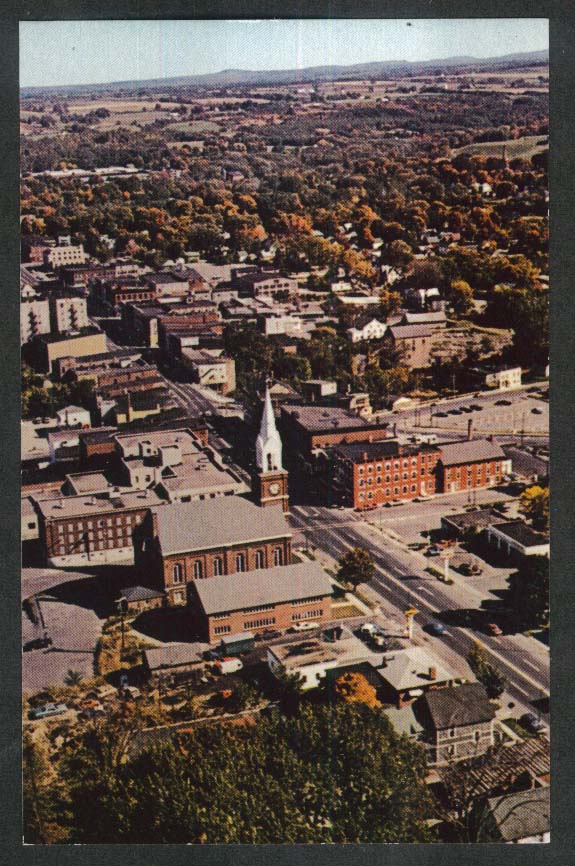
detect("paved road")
(289, 505), (549, 722)
(163, 377), (244, 418)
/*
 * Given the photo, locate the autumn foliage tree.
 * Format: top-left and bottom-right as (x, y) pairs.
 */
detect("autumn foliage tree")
(334, 672), (381, 709)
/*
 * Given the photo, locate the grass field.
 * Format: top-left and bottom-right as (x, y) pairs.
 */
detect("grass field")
(452, 135), (548, 161)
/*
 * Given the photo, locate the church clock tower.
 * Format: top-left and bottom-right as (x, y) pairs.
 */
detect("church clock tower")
(254, 385), (289, 513)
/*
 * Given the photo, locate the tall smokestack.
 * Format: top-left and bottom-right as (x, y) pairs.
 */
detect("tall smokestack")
(467, 419), (473, 441)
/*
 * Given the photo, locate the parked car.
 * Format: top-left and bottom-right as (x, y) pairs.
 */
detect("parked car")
(23, 636), (52, 652)
(459, 562), (482, 576)
(426, 545), (442, 556)
(426, 621), (447, 636)
(360, 622), (378, 636)
(531, 407), (543, 414)
(485, 622), (503, 636)
(494, 399), (512, 406)
(434, 411), (448, 418)
(520, 712), (546, 734)
(470, 403), (483, 411)
(28, 702), (68, 720)
(290, 621), (319, 633)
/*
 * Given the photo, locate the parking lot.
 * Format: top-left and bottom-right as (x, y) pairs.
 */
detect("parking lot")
(22, 597), (103, 693)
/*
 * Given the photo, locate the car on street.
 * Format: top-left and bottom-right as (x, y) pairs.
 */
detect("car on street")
(520, 712), (546, 734)
(426, 621), (447, 636)
(434, 411), (448, 418)
(495, 399), (512, 406)
(531, 407), (543, 414)
(426, 545), (443, 556)
(290, 621), (319, 632)
(28, 702), (68, 720)
(461, 406), (473, 413)
(470, 404), (483, 411)
(485, 622), (503, 636)
(449, 409), (462, 415)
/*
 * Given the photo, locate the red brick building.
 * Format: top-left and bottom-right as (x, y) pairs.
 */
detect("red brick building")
(332, 440), (441, 509)
(438, 439), (509, 493)
(189, 561), (332, 641)
(280, 405), (390, 462)
(331, 437), (510, 508)
(35, 488), (165, 568)
(134, 497), (292, 606)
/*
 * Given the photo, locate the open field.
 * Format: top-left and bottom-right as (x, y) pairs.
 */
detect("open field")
(452, 134), (548, 160)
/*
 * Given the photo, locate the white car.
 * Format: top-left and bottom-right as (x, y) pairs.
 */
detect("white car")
(291, 621), (319, 632)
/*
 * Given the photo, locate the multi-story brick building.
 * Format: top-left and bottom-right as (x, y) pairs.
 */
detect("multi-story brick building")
(383, 323), (436, 369)
(189, 560), (332, 641)
(134, 497), (292, 606)
(438, 439), (510, 493)
(332, 440), (442, 509)
(34, 488), (165, 567)
(91, 276), (157, 314)
(234, 270), (298, 299)
(280, 405), (390, 463)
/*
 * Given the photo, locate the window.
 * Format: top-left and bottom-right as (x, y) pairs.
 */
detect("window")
(254, 549), (265, 569)
(411, 485), (416, 493)
(214, 625), (231, 636)
(385, 489), (390, 497)
(213, 557), (223, 576)
(292, 609), (323, 621)
(475, 730), (481, 742)
(273, 547), (283, 566)
(358, 467), (364, 475)
(213, 611), (230, 620)
(193, 560), (203, 579)
(243, 617), (276, 629)
(376, 477), (381, 485)
(449, 728), (455, 738)
(173, 563), (183, 584)
(235, 553), (245, 572)
(245, 603), (275, 614)
(292, 595), (323, 606)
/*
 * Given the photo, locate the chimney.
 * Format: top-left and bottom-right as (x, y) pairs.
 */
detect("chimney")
(467, 419), (473, 441)
(428, 666), (437, 680)
(362, 452), (368, 463)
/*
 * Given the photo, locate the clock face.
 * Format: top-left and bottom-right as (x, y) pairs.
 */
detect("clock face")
(269, 482), (280, 495)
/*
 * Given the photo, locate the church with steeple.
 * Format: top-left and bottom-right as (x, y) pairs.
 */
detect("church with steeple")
(253, 384), (289, 513)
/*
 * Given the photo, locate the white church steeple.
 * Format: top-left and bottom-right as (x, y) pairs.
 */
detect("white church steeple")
(256, 384), (283, 473)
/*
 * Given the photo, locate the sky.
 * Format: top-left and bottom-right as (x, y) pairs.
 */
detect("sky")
(20, 18), (549, 89)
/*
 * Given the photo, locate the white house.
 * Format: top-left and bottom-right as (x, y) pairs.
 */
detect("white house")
(485, 367), (522, 391)
(346, 318), (388, 343)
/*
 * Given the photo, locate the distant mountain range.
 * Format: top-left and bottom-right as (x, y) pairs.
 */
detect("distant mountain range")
(21, 50), (548, 97)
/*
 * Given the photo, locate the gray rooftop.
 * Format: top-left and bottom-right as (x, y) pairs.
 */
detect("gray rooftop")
(193, 560), (331, 615)
(282, 405), (379, 432)
(485, 787), (549, 842)
(422, 683), (495, 730)
(490, 520), (549, 548)
(402, 311), (447, 325)
(153, 497), (291, 556)
(144, 641), (209, 671)
(388, 324), (434, 340)
(439, 438), (506, 467)
(36, 488), (164, 520)
(120, 585), (165, 603)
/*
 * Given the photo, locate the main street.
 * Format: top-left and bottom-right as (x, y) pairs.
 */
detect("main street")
(288, 504), (549, 723)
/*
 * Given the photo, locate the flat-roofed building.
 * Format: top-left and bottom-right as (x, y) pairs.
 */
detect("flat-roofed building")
(180, 348), (236, 395)
(20, 298), (51, 344)
(114, 427), (248, 502)
(26, 329), (108, 375)
(35, 488), (165, 567)
(190, 561), (332, 642)
(280, 405), (390, 462)
(134, 497), (292, 606)
(43, 244), (87, 269)
(485, 520), (549, 560)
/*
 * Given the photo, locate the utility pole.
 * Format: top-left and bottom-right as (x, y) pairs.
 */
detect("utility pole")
(117, 596), (128, 658)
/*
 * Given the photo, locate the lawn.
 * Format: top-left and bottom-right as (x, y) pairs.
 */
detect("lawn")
(331, 603), (364, 619)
